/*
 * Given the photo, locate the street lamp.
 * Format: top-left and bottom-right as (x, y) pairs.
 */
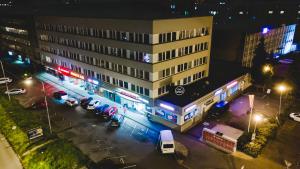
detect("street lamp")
(252, 114), (263, 140)
(24, 78), (52, 134)
(0, 60), (11, 101)
(262, 64), (272, 73)
(276, 84), (287, 116)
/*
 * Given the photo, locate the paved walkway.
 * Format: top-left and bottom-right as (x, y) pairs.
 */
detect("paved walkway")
(0, 133), (23, 169)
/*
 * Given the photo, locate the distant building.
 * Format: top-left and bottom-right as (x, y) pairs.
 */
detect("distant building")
(242, 24), (297, 68)
(0, 15), (38, 64)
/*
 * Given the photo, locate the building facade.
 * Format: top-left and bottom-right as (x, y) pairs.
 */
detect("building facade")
(155, 71), (251, 132)
(36, 16), (213, 115)
(0, 15), (38, 64)
(242, 24), (296, 68)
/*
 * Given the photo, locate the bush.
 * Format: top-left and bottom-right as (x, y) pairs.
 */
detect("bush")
(238, 120), (279, 157)
(243, 142), (262, 157)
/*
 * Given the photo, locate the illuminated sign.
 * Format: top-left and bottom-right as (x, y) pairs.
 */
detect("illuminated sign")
(226, 81), (238, 89)
(160, 103), (175, 111)
(70, 72), (84, 80)
(262, 27), (269, 34)
(58, 67), (70, 75)
(118, 89), (139, 100)
(185, 105), (196, 112)
(214, 89), (223, 96)
(87, 78), (99, 85)
(138, 98), (149, 104)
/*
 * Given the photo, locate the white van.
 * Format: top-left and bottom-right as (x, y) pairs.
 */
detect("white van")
(159, 130), (175, 154)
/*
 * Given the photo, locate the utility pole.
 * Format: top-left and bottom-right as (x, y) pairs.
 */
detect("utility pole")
(42, 81), (52, 134)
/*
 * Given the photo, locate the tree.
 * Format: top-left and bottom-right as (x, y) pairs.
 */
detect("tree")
(251, 37), (269, 84)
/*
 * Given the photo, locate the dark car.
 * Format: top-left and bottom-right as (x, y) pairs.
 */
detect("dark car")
(207, 101), (230, 119)
(80, 97), (93, 109)
(95, 104), (110, 116)
(29, 100), (46, 109)
(102, 106), (118, 120)
(109, 114), (125, 128)
(53, 91), (68, 100)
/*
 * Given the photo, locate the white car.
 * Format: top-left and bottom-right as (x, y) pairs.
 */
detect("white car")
(5, 88), (26, 95)
(0, 77), (12, 84)
(87, 100), (101, 110)
(65, 98), (79, 107)
(289, 113), (300, 122)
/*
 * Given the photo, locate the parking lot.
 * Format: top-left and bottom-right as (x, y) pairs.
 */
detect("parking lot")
(0, 71), (185, 169)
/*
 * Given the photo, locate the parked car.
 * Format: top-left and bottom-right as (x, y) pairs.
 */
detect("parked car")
(108, 114), (125, 128)
(5, 88), (26, 95)
(0, 77), (12, 84)
(87, 100), (101, 110)
(53, 91), (68, 100)
(102, 106), (118, 120)
(207, 101), (229, 119)
(95, 104), (110, 115)
(80, 97), (93, 109)
(29, 99), (46, 109)
(289, 113), (300, 122)
(65, 97), (79, 107)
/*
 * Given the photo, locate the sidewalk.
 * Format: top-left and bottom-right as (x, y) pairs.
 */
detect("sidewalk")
(36, 72), (167, 132)
(0, 133), (23, 169)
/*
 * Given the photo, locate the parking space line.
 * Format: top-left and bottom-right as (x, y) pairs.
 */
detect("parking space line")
(130, 124), (137, 136)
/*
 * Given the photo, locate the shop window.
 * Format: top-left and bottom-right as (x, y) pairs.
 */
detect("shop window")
(119, 80), (124, 87)
(140, 87), (144, 94)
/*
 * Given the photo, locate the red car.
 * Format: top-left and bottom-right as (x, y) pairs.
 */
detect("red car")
(102, 106), (118, 120)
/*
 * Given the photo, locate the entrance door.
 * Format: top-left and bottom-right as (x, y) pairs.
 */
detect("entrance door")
(220, 92), (227, 101)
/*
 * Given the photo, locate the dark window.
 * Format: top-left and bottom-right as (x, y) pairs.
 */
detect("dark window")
(167, 33), (171, 42)
(119, 80), (124, 87)
(145, 72), (150, 80)
(171, 50), (176, 58)
(145, 88), (149, 96)
(143, 34), (149, 44)
(131, 84), (136, 91)
(124, 82), (128, 89)
(159, 34), (163, 43)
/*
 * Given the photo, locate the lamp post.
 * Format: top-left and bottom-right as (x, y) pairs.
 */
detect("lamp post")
(24, 78), (52, 134)
(0, 60), (11, 101)
(277, 85), (286, 116)
(252, 114), (262, 140)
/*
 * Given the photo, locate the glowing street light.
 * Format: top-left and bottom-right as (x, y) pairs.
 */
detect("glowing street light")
(276, 84), (288, 116)
(23, 78), (52, 134)
(252, 114), (263, 140)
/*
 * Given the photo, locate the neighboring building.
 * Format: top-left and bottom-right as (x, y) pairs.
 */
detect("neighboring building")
(0, 15), (38, 64)
(154, 62), (251, 132)
(242, 24), (297, 68)
(36, 16), (213, 116)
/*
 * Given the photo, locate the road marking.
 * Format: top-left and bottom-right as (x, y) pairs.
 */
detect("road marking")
(130, 124), (137, 136)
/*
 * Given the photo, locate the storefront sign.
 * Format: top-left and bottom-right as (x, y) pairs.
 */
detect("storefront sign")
(226, 81), (238, 89)
(58, 67), (70, 75)
(175, 86), (185, 96)
(70, 72), (84, 80)
(202, 128), (237, 153)
(185, 105), (196, 112)
(214, 89), (223, 96)
(160, 103), (175, 111)
(119, 91), (138, 100)
(87, 78), (99, 85)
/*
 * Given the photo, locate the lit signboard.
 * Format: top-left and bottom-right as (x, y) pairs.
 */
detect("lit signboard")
(185, 105), (196, 112)
(160, 103), (175, 111)
(226, 81), (238, 89)
(70, 72), (84, 80)
(214, 89), (223, 96)
(87, 78), (99, 85)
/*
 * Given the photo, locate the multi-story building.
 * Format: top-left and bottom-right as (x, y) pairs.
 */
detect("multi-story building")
(242, 24), (296, 68)
(36, 16), (213, 117)
(0, 15), (38, 64)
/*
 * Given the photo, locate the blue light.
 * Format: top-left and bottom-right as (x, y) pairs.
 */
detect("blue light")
(262, 27), (269, 34)
(215, 101), (228, 108)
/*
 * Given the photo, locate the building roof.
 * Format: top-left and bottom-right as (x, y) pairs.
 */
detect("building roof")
(158, 61), (247, 107)
(211, 124), (244, 140)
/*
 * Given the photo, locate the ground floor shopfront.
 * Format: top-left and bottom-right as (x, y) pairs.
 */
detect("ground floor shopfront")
(44, 65), (152, 115)
(153, 73), (252, 132)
